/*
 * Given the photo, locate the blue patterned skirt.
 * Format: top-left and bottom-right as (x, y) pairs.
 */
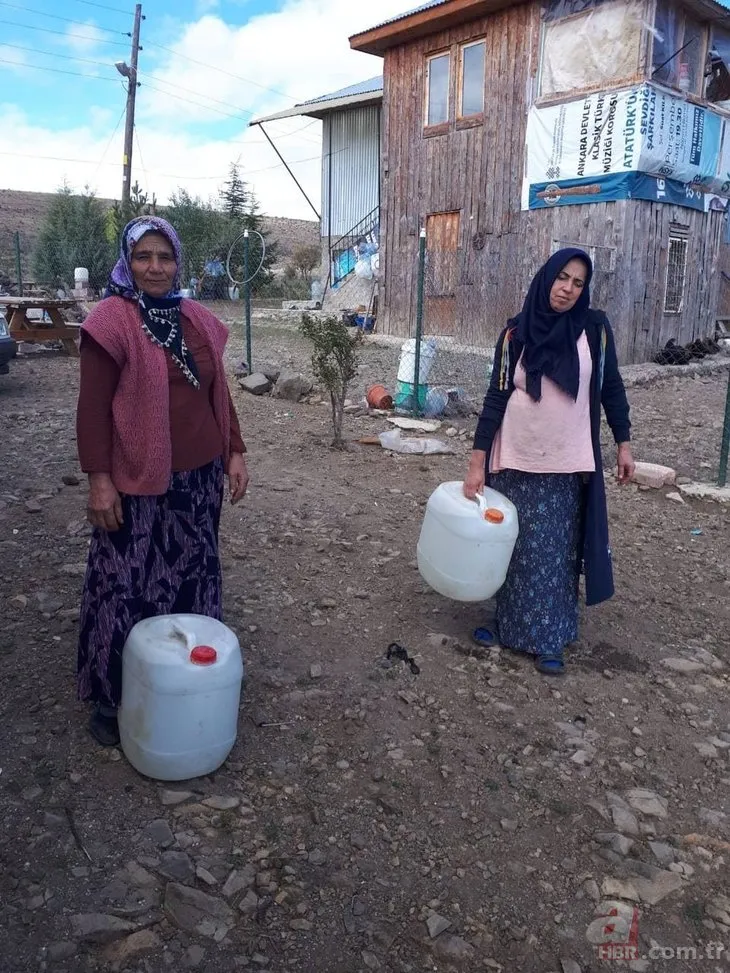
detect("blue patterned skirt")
(490, 470), (583, 657)
(77, 458), (224, 709)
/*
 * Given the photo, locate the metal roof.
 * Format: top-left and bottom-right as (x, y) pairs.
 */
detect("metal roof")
(354, 0), (730, 45)
(250, 76), (383, 126)
(367, 0), (449, 30)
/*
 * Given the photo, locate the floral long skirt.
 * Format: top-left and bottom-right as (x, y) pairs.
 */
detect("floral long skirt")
(77, 458), (224, 709)
(490, 469), (583, 657)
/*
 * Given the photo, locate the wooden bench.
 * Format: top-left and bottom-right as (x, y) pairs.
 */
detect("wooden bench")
(1, 298), (81, 356)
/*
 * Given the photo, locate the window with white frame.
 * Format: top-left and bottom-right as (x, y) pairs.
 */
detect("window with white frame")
(459, 40), (485, 117)
(664, 226), (689, 314)
(426, 52), (450, 127)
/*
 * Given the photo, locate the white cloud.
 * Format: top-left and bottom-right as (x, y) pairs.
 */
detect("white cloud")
(64, 22), (110, 54)
(0, 0), (405, 219)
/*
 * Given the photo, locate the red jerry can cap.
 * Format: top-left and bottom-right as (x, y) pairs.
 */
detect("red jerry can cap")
(190, 645), (217, 665)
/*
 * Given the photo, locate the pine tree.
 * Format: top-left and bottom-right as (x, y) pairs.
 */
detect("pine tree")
(34, 185), (115, 294)
(106, 182), (158, 248)
(165, 189), (229, 286)
(218, 162), (278, 290)
(219, 163), (249, 220)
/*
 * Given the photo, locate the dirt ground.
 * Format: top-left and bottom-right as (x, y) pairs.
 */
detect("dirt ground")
(1, 321), (729, 973)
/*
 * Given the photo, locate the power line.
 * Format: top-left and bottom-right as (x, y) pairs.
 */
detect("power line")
(0, 52), (320, 144)
(75, 0), (132, 14)
(0, 55), (119, 79)
(134, 128), (148, 184)
(0, 1), (129, 35)
(91, 103), (127, 184)
(0, 18), (130, 45)
(0, 147), (334, 179)
(139, 73), (255, 122)
(138, 74), (322, 145)
(0, 40), (116, 67)
(0, 147), (228, 179)
(228, 118), (322, 148)
(243, 152), (327, 176)
(140, 78), (254, 123)
(144, 41), (295, 104)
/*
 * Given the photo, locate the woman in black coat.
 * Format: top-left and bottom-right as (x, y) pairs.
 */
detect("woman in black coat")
(463, 248), (634, 674)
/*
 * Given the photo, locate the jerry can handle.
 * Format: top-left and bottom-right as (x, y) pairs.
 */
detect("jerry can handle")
(474, 491), (488, 517)
(170, 622), (195, 653)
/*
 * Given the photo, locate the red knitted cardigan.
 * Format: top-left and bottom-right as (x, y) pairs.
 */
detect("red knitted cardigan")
(81, 296), (232, 495)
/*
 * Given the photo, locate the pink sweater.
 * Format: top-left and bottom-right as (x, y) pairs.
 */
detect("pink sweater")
(490, 332), (595, 474)
(80, 297), (232, 495)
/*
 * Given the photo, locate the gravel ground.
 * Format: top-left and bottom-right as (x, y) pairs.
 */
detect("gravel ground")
(1, 317), (729, 973)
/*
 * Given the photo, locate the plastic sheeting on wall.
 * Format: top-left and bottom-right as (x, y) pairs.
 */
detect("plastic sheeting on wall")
(540, 0), (643, 97)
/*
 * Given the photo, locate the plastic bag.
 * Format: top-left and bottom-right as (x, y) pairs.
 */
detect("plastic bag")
(378, 428), (455, 455)
(355, 257), (374, 280)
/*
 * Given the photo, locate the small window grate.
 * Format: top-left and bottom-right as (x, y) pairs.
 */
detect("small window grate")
(664, 235), (689, 314)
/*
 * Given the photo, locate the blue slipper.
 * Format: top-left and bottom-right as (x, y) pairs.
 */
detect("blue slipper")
(535, 654), (565, 676)
(472, 626), (498, 648)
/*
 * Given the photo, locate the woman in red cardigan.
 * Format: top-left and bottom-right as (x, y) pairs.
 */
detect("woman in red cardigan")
(76, 216), (248, 746)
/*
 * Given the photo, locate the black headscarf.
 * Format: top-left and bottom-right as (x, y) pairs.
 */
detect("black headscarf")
(514, 247), (593, 402)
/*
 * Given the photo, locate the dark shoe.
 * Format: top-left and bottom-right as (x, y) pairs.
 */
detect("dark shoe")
(88, 709), (120, 747)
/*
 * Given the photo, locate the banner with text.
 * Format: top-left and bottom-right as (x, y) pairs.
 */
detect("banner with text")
(523, 83), (730, 210)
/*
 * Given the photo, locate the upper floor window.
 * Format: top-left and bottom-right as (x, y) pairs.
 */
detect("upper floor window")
(707, 27), (730, 107)
(459, 40), (485, 117)
(426, 52), (450, 126)
(539, 0), (643, 98)
(652, 1), (706, 96)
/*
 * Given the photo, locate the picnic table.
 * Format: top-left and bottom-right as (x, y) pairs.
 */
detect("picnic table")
(0, 297), (81, 356)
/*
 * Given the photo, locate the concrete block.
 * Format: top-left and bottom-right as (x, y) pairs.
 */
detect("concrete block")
(631, 462), (676, 489)
(239, 373), (272, 395)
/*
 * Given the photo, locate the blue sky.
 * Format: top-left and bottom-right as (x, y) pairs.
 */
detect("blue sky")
(0, 0), (397, 218)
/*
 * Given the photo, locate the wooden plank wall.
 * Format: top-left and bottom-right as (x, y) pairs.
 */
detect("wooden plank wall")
(378, 0), (726, 363)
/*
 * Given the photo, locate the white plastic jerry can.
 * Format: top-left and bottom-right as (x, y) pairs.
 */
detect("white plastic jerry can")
(417, 481), (519, 602)
(118, 614), (244, 781)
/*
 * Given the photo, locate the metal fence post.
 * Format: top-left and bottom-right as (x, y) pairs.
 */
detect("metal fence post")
(413, 227), (426, 414)
(719, 367), (730, 487)
(243, 228), (252, 373)
(13, 230), (23, 297)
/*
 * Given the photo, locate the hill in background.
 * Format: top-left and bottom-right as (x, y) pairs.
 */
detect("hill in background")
(0, 188), (319, 284)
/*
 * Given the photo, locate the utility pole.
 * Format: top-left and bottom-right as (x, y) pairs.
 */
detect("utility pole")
(120, 3), (143, 211)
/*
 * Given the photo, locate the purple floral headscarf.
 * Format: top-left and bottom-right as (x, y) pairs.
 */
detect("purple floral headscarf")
(106, 215), (183, 299)
(105, 216), (200, 388)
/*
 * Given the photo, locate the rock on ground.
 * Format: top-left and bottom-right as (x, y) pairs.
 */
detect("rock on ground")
(164, 883), (234, 940)
(272, 370), (313, 401)
(69, 914), (137, 945)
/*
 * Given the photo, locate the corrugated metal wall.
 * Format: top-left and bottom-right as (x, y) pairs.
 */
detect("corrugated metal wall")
(321, 104), (380, 239)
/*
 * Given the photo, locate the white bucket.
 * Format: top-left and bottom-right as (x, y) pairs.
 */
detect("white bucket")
(397, 338), (437, 384)
(74, 267), (89, 284)
(118, 614), (244, 781)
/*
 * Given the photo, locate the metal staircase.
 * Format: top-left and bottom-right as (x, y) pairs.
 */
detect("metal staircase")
(329, 207), (380, 288)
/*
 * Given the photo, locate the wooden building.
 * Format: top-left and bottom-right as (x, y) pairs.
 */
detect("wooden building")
(350, 0), (730, 363)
